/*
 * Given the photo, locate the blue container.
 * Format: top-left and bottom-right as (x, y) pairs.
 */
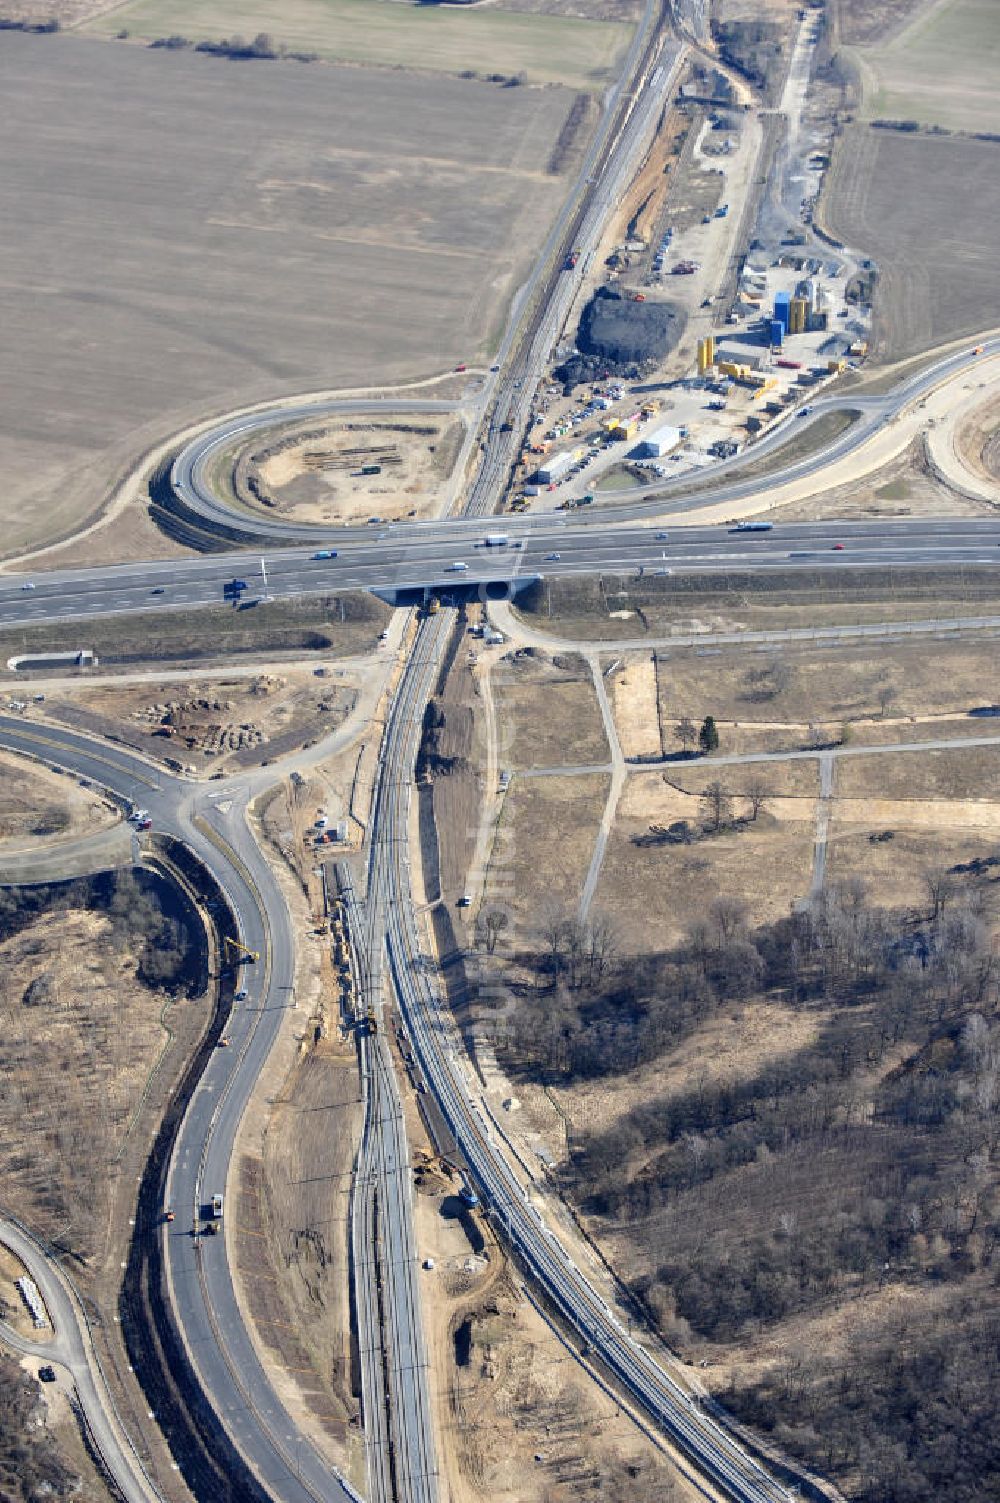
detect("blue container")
(770, 319), (784, 347)
(774, 291), (791, 332)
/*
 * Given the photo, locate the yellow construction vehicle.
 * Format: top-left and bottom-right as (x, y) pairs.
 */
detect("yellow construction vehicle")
(224, 936), (260, 964)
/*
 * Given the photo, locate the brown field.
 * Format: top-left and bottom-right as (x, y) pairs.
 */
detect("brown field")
(41, 668), (357, 775)
(0, 33), (582, 556)
(655, 635), (1000, 731)
(244, 416), (465, 526)
(834, 744), (1000, 802)
(494, 655), (609, 768)
(489, 773), (607, 935)
(516, 567), (1000, 639)
(823, 124), (1000, 362)
(596, 784), (817, 951)
(0, 751), (119, 847)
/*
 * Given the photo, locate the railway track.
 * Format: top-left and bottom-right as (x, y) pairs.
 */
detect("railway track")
(375, 609), (796, 1503)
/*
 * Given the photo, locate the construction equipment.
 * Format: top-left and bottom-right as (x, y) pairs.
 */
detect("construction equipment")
(224, 935), (259, 965)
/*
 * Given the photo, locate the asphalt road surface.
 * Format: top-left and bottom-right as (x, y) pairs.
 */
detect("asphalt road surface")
(0, 1216), (161, 1503)
(0, 715), (359, 1503)
(2, 515), (1000, 633)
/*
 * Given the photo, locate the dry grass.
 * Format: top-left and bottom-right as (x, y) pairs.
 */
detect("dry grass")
(771, 438), (995, 522)
(0, 32), (581, 554)
(490, 773), (608, 935)
(597, 781), (817, 951)
(85, 0), (635, 89)
(552, 998), (826, 1144)
(660, 760), (821, 797)
(241, 1042), (364, 1451)
(0, 908), (177, 1259)
(0, 593), (389, 674)
(518, 569), (1000, 639)
(833, 745), (1000, 801)
(655, 635), (1000, 730)
(823, 124), (1000, 362)
(0, 752), (118, 847)
(608, 654), (661, 759)
(495, 658), (609, 768)
(824, 821), (1000, 910)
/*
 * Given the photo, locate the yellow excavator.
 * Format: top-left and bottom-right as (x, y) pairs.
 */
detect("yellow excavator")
(224, 936), (259, 965)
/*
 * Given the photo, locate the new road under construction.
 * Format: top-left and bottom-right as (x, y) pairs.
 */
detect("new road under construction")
(2, 1), (1000, 1501)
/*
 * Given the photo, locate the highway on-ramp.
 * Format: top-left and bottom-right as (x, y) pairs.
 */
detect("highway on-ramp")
(0, 714), (360, 1503)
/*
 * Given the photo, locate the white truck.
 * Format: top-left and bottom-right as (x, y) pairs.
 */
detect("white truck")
(483, 533), (509, 547)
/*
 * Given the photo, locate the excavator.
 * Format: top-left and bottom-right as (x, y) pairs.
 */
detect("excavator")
(224, 935), (259, 965)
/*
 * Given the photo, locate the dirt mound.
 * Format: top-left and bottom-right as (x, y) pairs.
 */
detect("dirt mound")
(578, 286), (683, 364)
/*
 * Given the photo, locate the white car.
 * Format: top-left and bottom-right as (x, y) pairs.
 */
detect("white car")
(20, 581), (35, 591)
(447, 561), (469, 572)
(545, 552), (561, 561)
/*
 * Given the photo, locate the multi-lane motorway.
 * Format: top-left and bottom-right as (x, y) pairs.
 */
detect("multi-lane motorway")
(2, 515), (999, 633)
(0, 0), (998, 1494)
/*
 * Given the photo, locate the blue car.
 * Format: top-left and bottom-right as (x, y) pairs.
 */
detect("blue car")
(312, 550), (338, 560)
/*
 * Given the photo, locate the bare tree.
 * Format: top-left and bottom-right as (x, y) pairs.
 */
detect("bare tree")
(476, 908), (509, 955)
(700, 780), (733, 833)
(710, 895), (748, 946)
(586, 913), (619, 985)
(538, 904), (572, 982)
(744, 775), (769, 822)
(924, 866), (956, 921)
(676, 716), (697, 754)
(878, 684), (898, 719)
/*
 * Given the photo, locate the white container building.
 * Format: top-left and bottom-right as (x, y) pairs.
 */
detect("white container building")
(636, 424), (682, 459)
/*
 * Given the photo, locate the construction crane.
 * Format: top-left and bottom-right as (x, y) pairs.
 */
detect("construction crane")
(224, 936), (259, 964)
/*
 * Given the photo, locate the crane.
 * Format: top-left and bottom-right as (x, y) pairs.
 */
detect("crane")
(224, 935), (259, 964)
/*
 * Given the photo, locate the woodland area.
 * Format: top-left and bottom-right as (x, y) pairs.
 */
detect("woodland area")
(495, 863), (1000, 1502)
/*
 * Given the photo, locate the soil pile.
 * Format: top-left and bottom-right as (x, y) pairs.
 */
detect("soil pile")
(557, 287), (684, 389)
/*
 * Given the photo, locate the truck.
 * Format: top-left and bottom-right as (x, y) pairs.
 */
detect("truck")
(483, 534), (509, 547)
(211, 1193), (224, 1218)
(730, 521), (774, 532)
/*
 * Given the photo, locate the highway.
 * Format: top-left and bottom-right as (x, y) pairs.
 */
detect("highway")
(0, 1215), (161, 1503)
(154, 322), (1000, 550)
(2, 515), (1000, 632)
(0, 714), (361, 1503)
(0, 0), (996, 1495)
